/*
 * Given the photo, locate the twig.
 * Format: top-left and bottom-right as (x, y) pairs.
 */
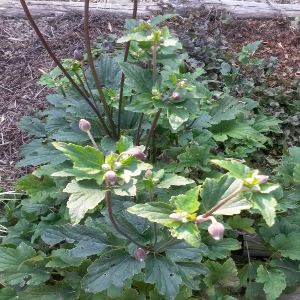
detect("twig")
(135, 113), (144, 146)
(156, 237), (177, 253)
(148, 190), (157, 248)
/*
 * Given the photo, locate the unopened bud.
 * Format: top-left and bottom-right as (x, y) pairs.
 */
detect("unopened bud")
(159, 37), (164, 43)
(134, 248), (147, 261)
(74, 50), (84, 61)
(256, 175), (269, 184)
(125, 148), (146, 161)
(169, 213), (183, 221)
(172, 91), (180, 101)
(195, 215), (209, 224)
(113, 162), (123, 170)
(79, 119), (91, 132)
(144, 170), (153, 179)
(105, 170), (117, 186)
(208, 222), (225, 240)
(152, 178), (160, 184)
(102, 163), (111, 171)
(152, 89), (159, 96)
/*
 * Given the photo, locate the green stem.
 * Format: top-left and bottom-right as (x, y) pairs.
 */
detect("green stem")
(135, 113), (144, 146)
(106, 191), (145, 249)
(148, 190), (157, 248)
(87, 130), (99, 150)
(117, 0), (138, 140)
(156, 237), (177, 253)
(201, 186), (245, 219)
(84, 0), (117, 139)
(19, 0), (112, 138)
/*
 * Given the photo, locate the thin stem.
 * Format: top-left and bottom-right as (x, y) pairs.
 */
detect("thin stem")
(74, 71), (89, 97)
(84, 0), (117, 139)
(152, 131), (156, 164)
(156, 237), (177, 253)
(19, 0), (112, 138)
(87, 131), (99, 150)
(118, 0), (138, 139)
(149, 190), (157, 248)
(144, 109), (162, 154)
(201, 186), (245, 218)
(106, 191), (145, 249)
(135, 113), (144, 146)
(144, 44), (160, 154)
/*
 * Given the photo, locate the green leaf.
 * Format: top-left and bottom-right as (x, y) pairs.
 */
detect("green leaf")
(252, 192), (277, 227)
(293, 162), (300, 183)
(157, 174), (194, 189)
(270, 258), (300, 286)
(16, 174), (60, 204)
(201, 237), (240, 260)
(211, 159), (251, 179)
(204, 258), (239, 287)
(127, 202), (174, 224)
(145, 255), (181, 300)
(213, 196), (251, 215)
(270, 232), (300, 260)
(106, 288), (146, 300)
(178, 145), (210, 171)
(238, 261), (260, 286)
(171, 223), (200, 247)
(17, 116), (46, 137)
(53, 142), (104, 174)
(176, 261), (208, 290)
(256, 265), (286, 300)
(81, 250), (144, 293)
(119, 62), (152, 94)
(64, 180), (107, 224)
(19, 282), (79, 300)
(117, 136), (133, 153)
(226, 215), (255, 234)
(211, 120), (259, 142)
(0, 242), (50, 285)
(200, 175), (244, 214)
(46, 249), (84, 267)
(168, 108), (189, 131)
(0, 287), (18, 300)
(117, 32), (149, 43)
(166, 240), (208, 262)
(149, 14), (178, 26)
(42, 224), (108, 257)
(101, 137), (118, 156)
(171, 186), (200, 213)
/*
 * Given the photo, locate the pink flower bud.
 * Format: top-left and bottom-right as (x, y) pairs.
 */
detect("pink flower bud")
(145, 170), (153, 179)
(256, 175), (269, 184)
(172, 91), (180, 101)
(125, 148), (146, 161)
(134, 248), (147, 261)
(169, 213), (183, 221)
(74, 50), (84, 61)
(208, 222), (225, 240)
(79, 119), (91, 132)
(105, 170), (117, 187)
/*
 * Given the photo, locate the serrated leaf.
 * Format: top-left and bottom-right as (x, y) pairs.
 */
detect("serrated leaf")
(127, 202), (174, 224)
(46, 249), (84, 267)
(200, 175), (244, 214)
(252, 192), (277, 227)
(211, 120), (259, 142)
(171, 186), (200, 213)
(211, 159), (251, 179)
(157, 174), (194, 189)
(171, 223), (200, 247)
(106, 288), (146, 300)
(18, 282), (79, 300)
(112, 179), (137, 197)
(238, 261), (260, 286)
(293, 162), (300, 183)
(53, 142), (104, 174)
(16, 174), (60, 204)
(117, 136), (133, 153)
(42, 224), (108, 257)
(149, 14), (178, 26)
(64, 180), (107, 224)
(204, 258), (239, 287)
(168, 108), (189, 130)
(117, 32), (149, 43)
(270, 258), (300, 286)
(0, 287), (18, 300)
(0, 242), (50, 285)
(201, 237), (240, 259)
(145, 255), (181, 300)
(17, 116), (46, 137)
(226, 215), (255, 234)
(81, 250), (144, 293)
(270, 232), (300, 260)
(166, 240), (208, 262)
(255, 266), (286, 300)
(176, 261), (208, 290)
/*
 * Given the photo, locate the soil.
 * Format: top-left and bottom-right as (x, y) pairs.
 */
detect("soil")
(1, 10), (300, 190)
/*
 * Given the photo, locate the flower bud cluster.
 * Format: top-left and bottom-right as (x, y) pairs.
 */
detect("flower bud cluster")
(244, 174), (269, 192)
(177, 78), (187, 88)
(169, 211), (189, 223)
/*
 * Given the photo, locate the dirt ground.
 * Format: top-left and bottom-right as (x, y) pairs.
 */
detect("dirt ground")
(1, 10), (300, 190)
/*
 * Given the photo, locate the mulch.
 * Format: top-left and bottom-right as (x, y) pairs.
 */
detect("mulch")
(1, 9), (300, 190)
